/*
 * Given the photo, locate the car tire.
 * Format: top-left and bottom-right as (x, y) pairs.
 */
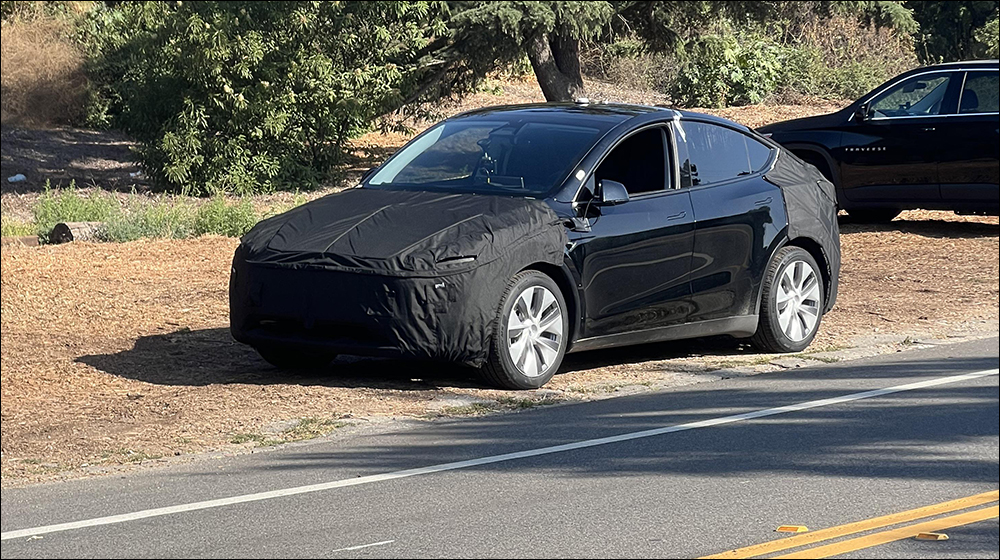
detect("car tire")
(751, 246), (824, 354)
(256, 346), (336, 370)
(846, 208), (900, 223)
(481, 271), (569, 390)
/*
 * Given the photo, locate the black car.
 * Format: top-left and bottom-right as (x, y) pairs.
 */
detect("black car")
(230, 103), (841, 389)
(759, 60), (999, 222)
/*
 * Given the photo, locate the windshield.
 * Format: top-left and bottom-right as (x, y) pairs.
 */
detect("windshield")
(367, 118), (603, 195)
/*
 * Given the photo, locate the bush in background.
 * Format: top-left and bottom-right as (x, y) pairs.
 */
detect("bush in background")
(79, 1), (443, 195)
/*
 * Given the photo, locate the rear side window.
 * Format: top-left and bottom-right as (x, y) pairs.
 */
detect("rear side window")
(959, 71), (999, 114)
(678, 121), (772, 187)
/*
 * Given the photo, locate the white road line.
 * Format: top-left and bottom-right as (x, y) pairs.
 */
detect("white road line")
(2, 368), (996, 542)
(331, 540), (394, 553)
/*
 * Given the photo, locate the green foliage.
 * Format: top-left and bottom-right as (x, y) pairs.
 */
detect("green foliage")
(192, 195), (258, 237)
(1, 216), (35, 238)
(24, 185), (307, 243)
(102, 198), (195, 242)
(32, 181), (118, 237)
(910, 1), (999, 62)
(672, 31), (788, 107)
(975, 14), (1000, 57)
(80, 1), (444, 194)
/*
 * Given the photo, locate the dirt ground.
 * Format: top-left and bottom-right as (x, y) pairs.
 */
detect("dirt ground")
(1, 78), (996, 486)
(2, 210), (996, 485)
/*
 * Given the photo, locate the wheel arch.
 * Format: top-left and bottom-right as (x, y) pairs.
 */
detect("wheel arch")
(519, 262), (582, 349)
(755, 235), (833, 316)
(782, 144), (841, 190)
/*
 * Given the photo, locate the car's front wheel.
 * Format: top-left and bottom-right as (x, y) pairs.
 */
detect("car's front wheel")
(255, 346), (336, 370)
(482, 271), (568, 390)
(751, 246), (824, 353)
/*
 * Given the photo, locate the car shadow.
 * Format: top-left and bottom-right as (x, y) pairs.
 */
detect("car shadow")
(837, 215), (999, 238)
(77, 327), (751, 389)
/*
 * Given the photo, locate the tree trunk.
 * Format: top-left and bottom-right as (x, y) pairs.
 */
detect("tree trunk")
(49, 222), (103, 244)
(526, 33), (585, 102)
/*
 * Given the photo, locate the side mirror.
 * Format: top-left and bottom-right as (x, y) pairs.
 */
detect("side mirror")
(853, 103), (870, 122)
(597, 179), (629, 205)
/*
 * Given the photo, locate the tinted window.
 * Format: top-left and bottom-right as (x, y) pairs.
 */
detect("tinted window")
(746, 136), (773, 172)
(870, 72), (952, 118)
(959, 71), (999, 114)
(368, 119), (602, 195)
(595, 128), (667, 195)
(679, 121), (755, 187)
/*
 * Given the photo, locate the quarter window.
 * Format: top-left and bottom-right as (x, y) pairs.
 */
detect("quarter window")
(959, 71), (999, 114)
(870, 72), (952, 118)
(678, 121), (772, 187)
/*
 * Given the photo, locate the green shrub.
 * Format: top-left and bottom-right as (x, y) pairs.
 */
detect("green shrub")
(193, 196), (259, 237)
(32, 181), (120, 237)
(671, 31), (788, 108)
(102, 197), (195, 242)
(79, 1), (443, 195)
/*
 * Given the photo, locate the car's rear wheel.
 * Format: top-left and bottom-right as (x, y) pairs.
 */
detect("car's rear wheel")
(256, 346), (336, 370)
(751, 246), (824, 353)
(846, 208), (900, 223)
(482, 271), (568, 390)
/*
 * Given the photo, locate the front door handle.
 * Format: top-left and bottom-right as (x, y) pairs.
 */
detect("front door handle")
(666, 211), (686, 221)
(921, 127), (936, 132)
(754, 196), (772, 207)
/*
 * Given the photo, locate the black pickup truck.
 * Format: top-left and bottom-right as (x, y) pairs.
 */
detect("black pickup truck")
(759, 60), (999, 222)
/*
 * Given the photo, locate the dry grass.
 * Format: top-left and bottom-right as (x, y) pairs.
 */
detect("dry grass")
(0, 16), (87, 126)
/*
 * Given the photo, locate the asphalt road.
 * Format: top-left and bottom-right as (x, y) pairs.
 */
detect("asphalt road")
(2, 337), (998, 559)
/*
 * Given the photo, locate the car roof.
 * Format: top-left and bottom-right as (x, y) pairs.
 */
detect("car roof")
(448, 102), (755, 134)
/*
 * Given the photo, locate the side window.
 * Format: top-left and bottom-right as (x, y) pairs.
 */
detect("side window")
(959, 71), (999, 114)
(870, 72), (952, 118)
(595, 127), (667, 195)
(746, 136), (773, 172)
(678, 121), (761, 187)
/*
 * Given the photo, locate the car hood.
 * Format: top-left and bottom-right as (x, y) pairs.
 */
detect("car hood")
(239, 188), (565, 276)
(758, 109), (851, 134)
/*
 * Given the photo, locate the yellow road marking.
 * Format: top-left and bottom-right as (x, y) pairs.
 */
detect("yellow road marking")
(774, 505), (998, 559)
(700, 490), (999, 559)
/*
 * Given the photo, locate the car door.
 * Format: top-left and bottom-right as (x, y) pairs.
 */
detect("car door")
(567, 126), (696, 339)
(938, 69), (1000, 206)
(839, 70), (961, 204)
(675, 119), (786, 322)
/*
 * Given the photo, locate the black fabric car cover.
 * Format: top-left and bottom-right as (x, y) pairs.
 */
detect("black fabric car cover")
(231, 188), (568, 367)
(764, 150), (841, 311)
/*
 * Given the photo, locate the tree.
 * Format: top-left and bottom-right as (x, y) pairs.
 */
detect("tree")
(909, 1), (999, 62)
(83, 1), (446, 194)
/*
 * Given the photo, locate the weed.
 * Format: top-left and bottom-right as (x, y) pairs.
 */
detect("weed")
(33, 180), (119, 238)
(280, 417), (346, 442)
(1, 215), (35, 237)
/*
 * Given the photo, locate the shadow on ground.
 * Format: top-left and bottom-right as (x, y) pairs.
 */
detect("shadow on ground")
(837, 215), (999, 238)
(77, 327), (753, 390)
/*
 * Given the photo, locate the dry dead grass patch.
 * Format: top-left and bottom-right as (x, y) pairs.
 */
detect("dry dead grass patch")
(0, 16), (87, 126)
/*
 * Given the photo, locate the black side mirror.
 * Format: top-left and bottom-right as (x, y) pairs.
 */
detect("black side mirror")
(853, 103), (870, 122)
(597, 179), (629, 205)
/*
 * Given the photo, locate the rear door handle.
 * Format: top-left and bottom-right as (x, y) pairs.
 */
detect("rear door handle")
(921, 127), (936, 132)
(754, 196), (772, 206)
(666, 211), (686, 221)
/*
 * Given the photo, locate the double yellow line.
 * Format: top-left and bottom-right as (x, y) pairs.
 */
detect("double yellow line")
(702, 490), (999, 559)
